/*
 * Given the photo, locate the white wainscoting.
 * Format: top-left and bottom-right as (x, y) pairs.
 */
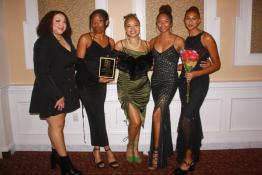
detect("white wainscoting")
(1, 82), (262, 152)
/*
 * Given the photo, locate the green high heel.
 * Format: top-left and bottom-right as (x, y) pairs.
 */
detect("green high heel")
(126, 143), (134, 163)
(133, 143), (142, 163)
(127, 155), (135, 163)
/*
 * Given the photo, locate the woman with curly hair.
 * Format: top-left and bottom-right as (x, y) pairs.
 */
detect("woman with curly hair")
(29, 10), (81, 175)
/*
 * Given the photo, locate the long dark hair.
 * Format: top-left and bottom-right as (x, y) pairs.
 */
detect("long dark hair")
(37, 10), (72, 38)
(89, 9), (109, 30)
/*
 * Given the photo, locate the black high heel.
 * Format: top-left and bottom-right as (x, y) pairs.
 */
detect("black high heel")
(188, 162), (195, 172)
(174, 160), (194, 175)
(51, 148), (58, 169)
(92, 147), (105, 168)
(148, 148), (158, 171)
(59, 156), (81, 175)
(105, 147), (120, 168)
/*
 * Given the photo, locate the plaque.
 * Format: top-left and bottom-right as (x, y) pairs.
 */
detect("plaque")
(99, 57), (116, 78)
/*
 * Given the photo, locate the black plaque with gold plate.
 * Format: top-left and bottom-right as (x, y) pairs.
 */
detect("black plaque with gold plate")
(99, 56), (116, 79)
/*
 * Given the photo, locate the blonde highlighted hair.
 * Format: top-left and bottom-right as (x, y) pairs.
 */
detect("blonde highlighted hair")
(123, 13), (140, 27)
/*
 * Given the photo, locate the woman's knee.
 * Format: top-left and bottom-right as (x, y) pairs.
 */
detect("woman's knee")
(152, 108), (161, 123)
(129, 119), (141, 129)
(49, 123), (65, 131)
(47, 115), (65, 131)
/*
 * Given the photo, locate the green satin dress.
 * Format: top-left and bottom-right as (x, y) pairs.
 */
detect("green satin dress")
(117, 48), (151, 125)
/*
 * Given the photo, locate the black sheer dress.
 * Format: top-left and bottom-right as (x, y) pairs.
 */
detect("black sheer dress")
(176, 31), (210, 163)
(149, 46), (179, 168)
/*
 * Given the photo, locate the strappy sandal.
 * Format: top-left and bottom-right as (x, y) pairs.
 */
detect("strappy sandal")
(148, 148), (158, 171)
(126, 142), (134, 163)
(174, 160), (194, 175)
(105, 147), (120, 168)
(133, 143), (142, 163)
(188, 161), (195, 172)
(92, 147), (105, 168)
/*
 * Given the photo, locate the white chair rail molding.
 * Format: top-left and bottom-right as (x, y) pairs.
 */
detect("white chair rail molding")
(0, 81), (262, 153)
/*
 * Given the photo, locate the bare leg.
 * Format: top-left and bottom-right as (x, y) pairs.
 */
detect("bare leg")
(46, 113), (66, 156)
(133, 128), (142, 162)
(152, 107), (161, 148)
(127, 103), (141, 161)
(93, 146), (104, 168)
(148, 107), (161, 170)
(104, 145), (119, 168)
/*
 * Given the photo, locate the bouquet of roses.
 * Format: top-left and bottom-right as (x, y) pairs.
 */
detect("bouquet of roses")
(180, 49), (200, 103)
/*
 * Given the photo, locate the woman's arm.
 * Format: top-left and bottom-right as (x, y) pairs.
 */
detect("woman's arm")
(149, 38), (155, 50)
(34, 38), (63, 102)
(174, 35), (185, 53)
(76, 33), (101, 83)
(177, 64), (183, 71)
(201, 33), (221, 73)
(109, 37), (115, 50)
(114, 40), (124, 52)
(76, 34), (91, 59)
(186, 33), (221, 81)
(174, 35), (185, 71)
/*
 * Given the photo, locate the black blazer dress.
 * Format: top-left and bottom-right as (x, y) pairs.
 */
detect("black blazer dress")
(29, 35), (80, 118)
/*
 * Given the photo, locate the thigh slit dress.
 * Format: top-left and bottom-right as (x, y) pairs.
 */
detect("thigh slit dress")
(117, 47), (152, 126)
(149, 46), (179, 168)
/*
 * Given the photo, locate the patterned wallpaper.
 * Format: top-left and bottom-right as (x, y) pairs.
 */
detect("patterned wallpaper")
(251, 0), (262, 53)
(38, 0), (95, 46)
(146, 0), (204, 40)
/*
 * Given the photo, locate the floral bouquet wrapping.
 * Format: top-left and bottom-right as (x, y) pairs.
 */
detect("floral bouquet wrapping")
(180, 49), (200, 103)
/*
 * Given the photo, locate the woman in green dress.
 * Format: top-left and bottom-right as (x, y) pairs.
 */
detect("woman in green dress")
(114, 14), (152, 163)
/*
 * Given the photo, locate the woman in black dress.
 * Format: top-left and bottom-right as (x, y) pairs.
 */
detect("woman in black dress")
(75, 9), (119, 169)
(174, 6), (221, 175)
(29, 11), (81, 175)
(148, 5), (184, 170)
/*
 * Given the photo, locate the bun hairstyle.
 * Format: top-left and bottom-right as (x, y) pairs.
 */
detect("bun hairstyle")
(89, 9), (109, 30)
(123, 13), (140, 27)
(157, 4), (173, 24)
(185, 6), (200, 18)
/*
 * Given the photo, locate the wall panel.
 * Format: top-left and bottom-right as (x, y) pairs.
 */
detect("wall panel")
(3, 82), (262, 151)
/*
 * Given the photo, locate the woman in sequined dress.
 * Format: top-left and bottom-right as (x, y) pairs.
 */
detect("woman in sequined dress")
(148, 5), (184, 170)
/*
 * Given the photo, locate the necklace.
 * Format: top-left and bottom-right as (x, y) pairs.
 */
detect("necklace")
(126, 38), (142, 50)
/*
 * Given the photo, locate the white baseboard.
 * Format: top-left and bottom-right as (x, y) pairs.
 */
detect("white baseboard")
(14, 142), (262, 153)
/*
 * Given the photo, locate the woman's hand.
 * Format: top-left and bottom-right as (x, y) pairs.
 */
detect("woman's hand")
(200, 60), (212, 69)
(99, 77), (113, 83)
(54, 97), (65, 111)
(185, 72), (196, 82)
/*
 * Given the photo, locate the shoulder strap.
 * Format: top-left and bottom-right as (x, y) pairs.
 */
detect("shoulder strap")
(120, 40), (125, 48)
(107, 36), (114, 51)
(89, 33), (94, 41)
(144, 41), (150, 52)
(120, 40), (126, 53)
